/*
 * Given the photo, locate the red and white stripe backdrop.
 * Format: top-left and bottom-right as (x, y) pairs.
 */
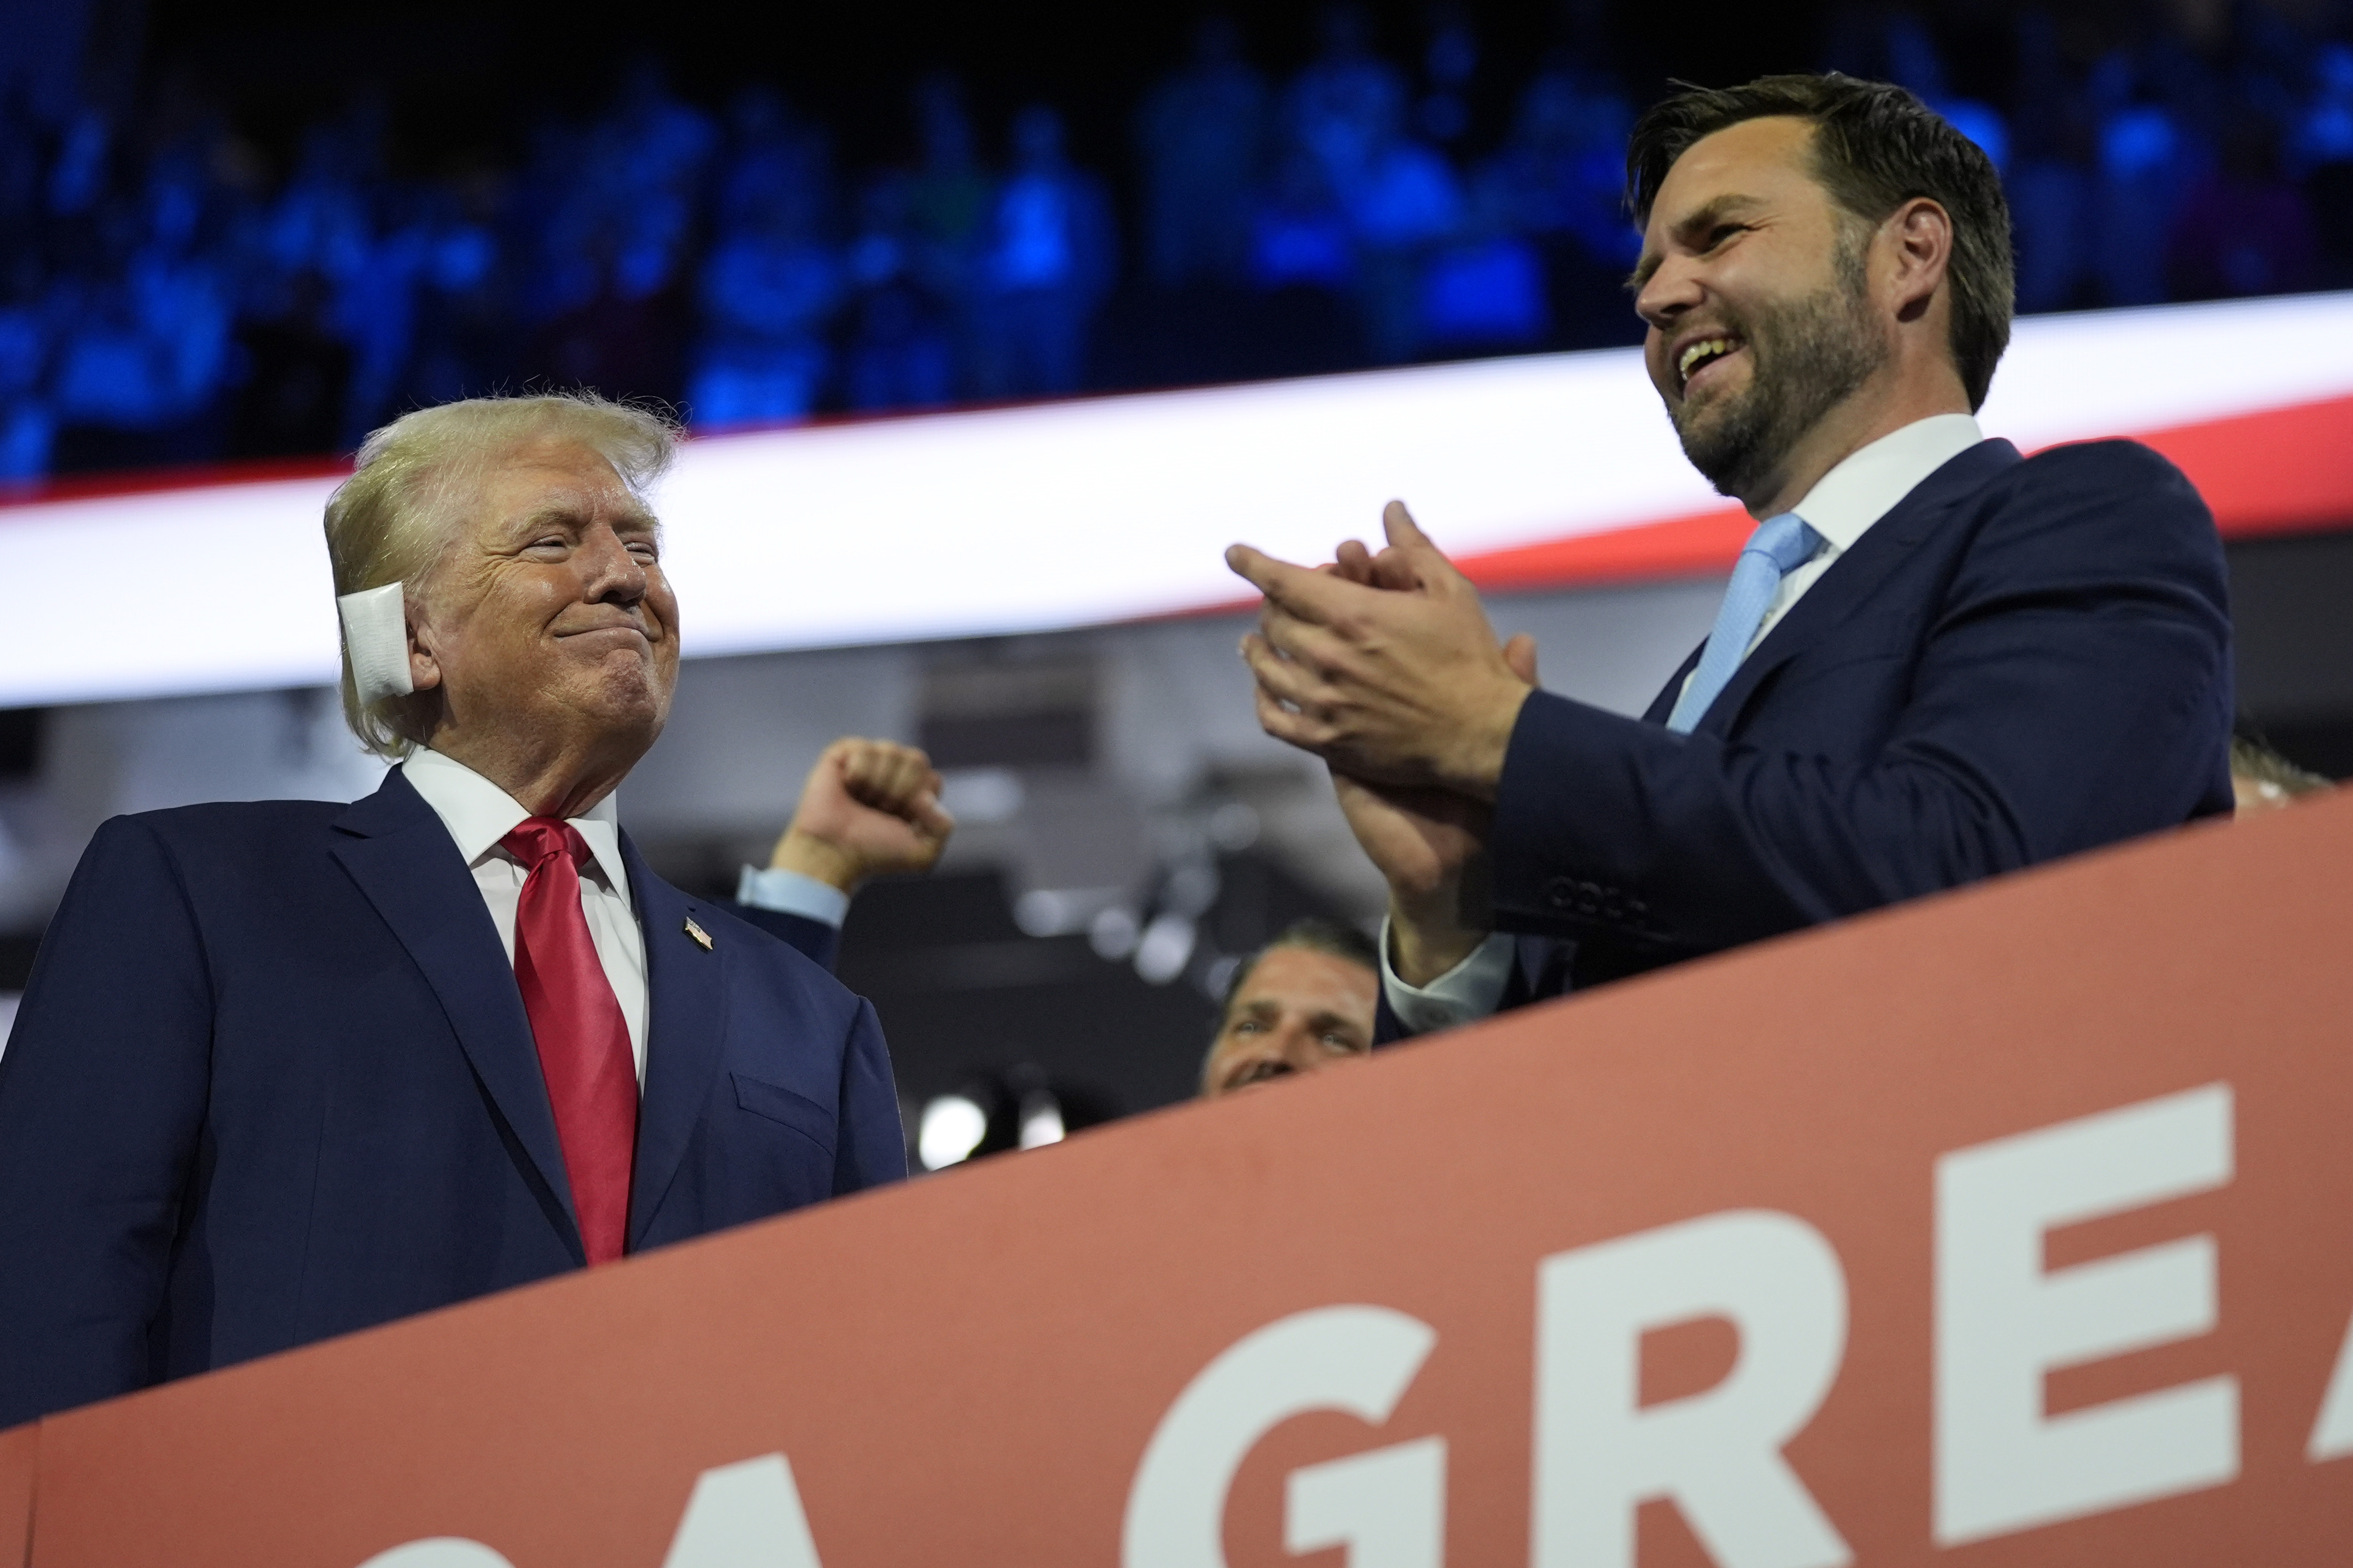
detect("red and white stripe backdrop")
(3, 291), (2349, 708)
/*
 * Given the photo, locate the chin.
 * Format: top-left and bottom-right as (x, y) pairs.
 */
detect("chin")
(574, 655), (673, 737)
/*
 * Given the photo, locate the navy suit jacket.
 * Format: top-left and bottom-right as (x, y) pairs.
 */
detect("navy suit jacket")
(0, 766), (903, 1427)
(1384, 437), (2233, 1034)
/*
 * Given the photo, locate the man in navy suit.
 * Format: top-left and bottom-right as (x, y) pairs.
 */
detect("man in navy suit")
(0, 394), (950, 1428)
(1225, 74), (2232, 1036)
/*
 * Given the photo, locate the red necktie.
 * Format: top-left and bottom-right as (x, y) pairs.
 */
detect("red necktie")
(501, 818), (637, 1265)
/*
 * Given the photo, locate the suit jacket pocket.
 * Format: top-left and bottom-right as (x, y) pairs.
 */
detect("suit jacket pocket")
(731, 1072), (837, 1158)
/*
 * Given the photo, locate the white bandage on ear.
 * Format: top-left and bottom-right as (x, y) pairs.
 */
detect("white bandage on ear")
(337, 583), (415, 704)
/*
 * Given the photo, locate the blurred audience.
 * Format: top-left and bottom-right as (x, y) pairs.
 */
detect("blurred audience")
(1200, 918), (1378, 1096)
(1, 0), (2346, 479)
(1135, 17), (1269, 290)
(688, 91), (841, 427)
(974, 105), (1117, 399)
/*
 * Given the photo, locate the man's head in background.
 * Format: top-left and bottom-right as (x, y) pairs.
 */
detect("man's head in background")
(1625, 75), (2011, 511)
(2231, 735), (2333, 815)
(1201, 919), (1380, 1097)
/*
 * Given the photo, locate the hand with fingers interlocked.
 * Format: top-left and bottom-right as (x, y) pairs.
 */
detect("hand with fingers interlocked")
(1226, 501), (1540, 985)
(1226, 501), (1535, 798)
(768, 737), (956, 896)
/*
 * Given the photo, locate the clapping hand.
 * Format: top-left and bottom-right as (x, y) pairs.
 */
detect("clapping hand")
(1228, 503), (1540, 984)
(1225, 501), (1532, 799)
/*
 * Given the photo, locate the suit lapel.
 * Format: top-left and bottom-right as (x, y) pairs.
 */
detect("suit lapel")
(1643, 644), (1707, 725)
(625, 836), (732, 1248)
(1692, 439), (2022, 737)
(329, 767), (584, 1262)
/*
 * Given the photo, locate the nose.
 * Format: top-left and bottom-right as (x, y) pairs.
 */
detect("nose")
(1276, 1024), (1332, 1074)
(1635, 254), (1703, 333)
(579, 524), (648, 606)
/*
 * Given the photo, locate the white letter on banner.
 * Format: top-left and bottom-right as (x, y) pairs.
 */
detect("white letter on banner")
(1124, 1304), (1440, 1568)
(355, 1544), (515, 1568)
(1531, 1210), (1852, 1568)
(661, 1453), (826, 1568)
(2308, 1311), (2353, 1461)
(1935, 1084), (2237, 1545)
(1286, 1435), (1447, 1568)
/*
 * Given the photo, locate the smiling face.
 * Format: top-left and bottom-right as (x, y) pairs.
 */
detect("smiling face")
(1632, 116), (1893, 504)
(1202, 944), (1379, 1097)
(411, 438), (679, 786)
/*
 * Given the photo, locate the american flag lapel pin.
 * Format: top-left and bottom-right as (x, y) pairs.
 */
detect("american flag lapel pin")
(683, 917), (714, 951)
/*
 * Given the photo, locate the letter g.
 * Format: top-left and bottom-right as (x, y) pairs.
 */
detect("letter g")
(1123, 1304), (1442, 1568)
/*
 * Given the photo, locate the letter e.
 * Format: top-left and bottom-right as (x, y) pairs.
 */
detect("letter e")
(1934, 1083), (2236, 1544)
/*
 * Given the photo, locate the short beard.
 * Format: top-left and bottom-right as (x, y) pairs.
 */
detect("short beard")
(1671, 237), (1889, 501)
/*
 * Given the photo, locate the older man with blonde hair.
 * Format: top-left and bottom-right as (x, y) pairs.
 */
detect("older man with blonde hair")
(0, 393), (923, 1429)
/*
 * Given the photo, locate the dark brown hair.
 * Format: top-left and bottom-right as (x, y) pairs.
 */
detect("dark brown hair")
(1216, 918), (1379, 1024)
(1626, 73), (2014, 410)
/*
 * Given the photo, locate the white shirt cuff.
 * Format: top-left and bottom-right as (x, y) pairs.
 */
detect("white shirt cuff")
(735, 865), (850, 929)
(1379, 918), (1515, 1036)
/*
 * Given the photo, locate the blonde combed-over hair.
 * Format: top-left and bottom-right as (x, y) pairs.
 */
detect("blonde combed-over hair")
(324, 392), (680, 759)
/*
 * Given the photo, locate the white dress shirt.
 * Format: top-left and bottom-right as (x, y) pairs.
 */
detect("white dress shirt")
(1384, 413), (1987, 1034)
(402, 747), (651, 1084)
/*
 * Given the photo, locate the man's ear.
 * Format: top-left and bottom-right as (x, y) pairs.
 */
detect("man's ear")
(1885, 196), (1954, 324)
(407, 608), (442, 693)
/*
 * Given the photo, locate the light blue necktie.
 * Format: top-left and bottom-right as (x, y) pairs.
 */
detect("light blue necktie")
(1665, 512), (1821, 734)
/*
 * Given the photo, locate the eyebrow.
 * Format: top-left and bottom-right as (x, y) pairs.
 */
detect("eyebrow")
(510, 502), (661, 537)
(1625, 193), (1768, 293)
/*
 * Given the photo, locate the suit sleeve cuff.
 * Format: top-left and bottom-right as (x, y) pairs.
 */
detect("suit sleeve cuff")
(1379, 917), (1514, 1035)
(735, 865), (850, 929)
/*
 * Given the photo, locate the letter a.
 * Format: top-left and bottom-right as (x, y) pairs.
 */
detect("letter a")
(2308, 1310), (2353, 1462)
(662, 1453), (826, 1568)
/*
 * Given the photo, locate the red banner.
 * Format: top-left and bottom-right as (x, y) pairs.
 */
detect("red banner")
(17, 793), (2353, 1566)
(0, 1424), (30, 1568)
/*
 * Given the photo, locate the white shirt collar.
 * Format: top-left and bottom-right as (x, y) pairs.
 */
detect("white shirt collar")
(401, 745), (630, 901)
(1786, 413), (1984, 552)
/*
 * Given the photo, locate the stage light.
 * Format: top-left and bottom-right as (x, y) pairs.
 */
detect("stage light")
(1207, 802), (1262, 851)
(917, 1094), (988, 1171)
(1017, 1091), (1066, 1150)
(939, 768), (1025, 824)
(1089, 905), (1141, 960)
(1014, 886), (1122, 937)
(1134, 912), (1196, 985)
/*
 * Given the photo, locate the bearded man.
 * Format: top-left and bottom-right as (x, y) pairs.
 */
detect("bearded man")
(1224, 75), (2233, 1036)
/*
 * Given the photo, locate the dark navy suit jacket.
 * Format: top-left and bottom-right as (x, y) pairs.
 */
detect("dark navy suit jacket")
(0, 766), (902, 1427)
(1384, 437), (2234, 1033)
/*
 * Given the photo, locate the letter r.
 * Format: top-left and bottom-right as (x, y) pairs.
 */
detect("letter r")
(1531, 1210), (1852, 1568)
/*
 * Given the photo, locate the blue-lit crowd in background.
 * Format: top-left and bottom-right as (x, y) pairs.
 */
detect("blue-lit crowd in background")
(2, 3), (2351, 483)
